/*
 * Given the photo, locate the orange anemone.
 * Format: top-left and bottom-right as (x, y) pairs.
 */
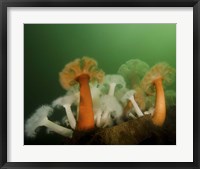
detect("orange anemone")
(141, 63), (175, 126)
(59, 56), (104, 131)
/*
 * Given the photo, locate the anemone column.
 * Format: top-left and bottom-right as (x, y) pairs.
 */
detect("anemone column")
(76, 74), (95, 131)
(152, 78), (166, 126)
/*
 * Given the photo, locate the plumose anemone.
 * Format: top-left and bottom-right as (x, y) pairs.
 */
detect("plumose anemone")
(141, 62), (175, 126)
(99, 95), (123, 128)
(52, 94), (77, 129)
(25, 105), (73, 138)
(59, 56), (104, 131)
(123, 87), (147, 116)
(118, 59), (150, 115)
(118, 59), (150, 88)
(121, 90), (143, 118)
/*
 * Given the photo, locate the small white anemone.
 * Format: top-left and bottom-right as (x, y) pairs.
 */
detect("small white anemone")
(103, 74), (126, 96)
(99, 95), (123, 128)
(52, 94), (77, 130)
(121, 90), (144, 117)
(25, 105), (73, 138)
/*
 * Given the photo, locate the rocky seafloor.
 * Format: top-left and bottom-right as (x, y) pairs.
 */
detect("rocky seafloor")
(24, 106), (176, 145)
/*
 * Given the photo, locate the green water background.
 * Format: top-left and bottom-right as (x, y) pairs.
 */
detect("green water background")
(24, 24), (176, 144)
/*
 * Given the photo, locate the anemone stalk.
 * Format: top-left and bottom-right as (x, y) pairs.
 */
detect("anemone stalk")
(63, 104), (76, 130)
(152, 78), (166, 126)
(76, 74), (95, 131)
(42, 117), (73, 138)
(108, 83), (116, 96)
(129, 96), (143, 117)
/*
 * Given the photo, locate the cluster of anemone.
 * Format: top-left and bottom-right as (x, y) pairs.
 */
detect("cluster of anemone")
(25, 57), (175, 139)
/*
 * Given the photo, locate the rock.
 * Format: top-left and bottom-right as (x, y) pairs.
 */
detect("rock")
(90, 115), (155, 145)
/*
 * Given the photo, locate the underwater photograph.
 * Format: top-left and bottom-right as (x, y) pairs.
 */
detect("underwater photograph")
(24, 24), (176, 145)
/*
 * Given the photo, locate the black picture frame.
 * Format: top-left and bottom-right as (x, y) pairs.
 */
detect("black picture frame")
(0, 0), (199, 168)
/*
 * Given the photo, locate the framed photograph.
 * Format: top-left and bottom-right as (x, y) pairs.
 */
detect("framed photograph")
(1, 0), (199, 168)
